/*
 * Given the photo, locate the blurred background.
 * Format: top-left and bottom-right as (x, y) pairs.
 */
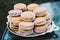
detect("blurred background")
(0, 0), (60, 40)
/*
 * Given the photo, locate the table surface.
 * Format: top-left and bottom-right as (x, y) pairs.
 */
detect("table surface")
(1, 2), (60, 40)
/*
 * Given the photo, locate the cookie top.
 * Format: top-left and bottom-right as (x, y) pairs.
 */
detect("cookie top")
(14, 3), (26, 10)
(8, 16), (21, 22)
(33, 7), (47, 13)
(27, 3), (39, 11)
(8, 10), (22, 16)
(33, 7), (47, 16)
(21, 11), (36, 19)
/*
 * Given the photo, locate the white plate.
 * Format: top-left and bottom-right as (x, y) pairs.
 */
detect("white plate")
(6, 21), (59, 37)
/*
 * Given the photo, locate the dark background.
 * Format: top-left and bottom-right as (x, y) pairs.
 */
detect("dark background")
(0, 0), (60, 40)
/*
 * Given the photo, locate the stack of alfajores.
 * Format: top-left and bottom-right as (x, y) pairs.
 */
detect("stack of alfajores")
(7, 3), (52, 36)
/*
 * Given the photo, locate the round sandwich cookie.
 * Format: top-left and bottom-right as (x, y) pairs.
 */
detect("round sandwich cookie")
(46, 18), (51, 25)
(35, 24), (48, 34)
(8, 10), (22, 16)
(9, 23), (19, 28)
(21, 11), (36, 21)
(9, 23), (18, 31)
(42, 13), (51, 19)
(27, 3), (39, 11)
(19, 22), (34, 30)
(33, 7), (47, 16)
(14, 3), (26, 10)
(34, 17), (46, 25)
(10, 22), (19, 27)
(7, 16), (22, 22)
(10, 27), (18, 31)
(19, 28), (33, 36)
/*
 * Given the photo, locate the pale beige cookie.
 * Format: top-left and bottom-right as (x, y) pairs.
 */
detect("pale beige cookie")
(9, 24), (18, 31)
(34, 17), (46, 25)
(19, 22), (34, 30)
(27, 3), (39, 11)
(42, 13), (51, 19)
(8, 16), (22, 22)
(33, 7), (47, 16)
(19, 28), (33, 36)
(35, 24), (48, 34)
(8, 10), (22, 16)
(21, 11), (36, 21)
(14, 3), (26, 10)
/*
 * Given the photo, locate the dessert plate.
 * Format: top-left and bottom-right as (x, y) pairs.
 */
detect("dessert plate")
(7, 21), (59, 37)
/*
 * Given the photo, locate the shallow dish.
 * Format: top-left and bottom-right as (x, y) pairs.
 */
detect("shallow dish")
(7, 21), (59, 37)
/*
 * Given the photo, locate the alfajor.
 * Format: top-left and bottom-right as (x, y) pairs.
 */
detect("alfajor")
(27, 3), (39, 11)
(7, 16), (21, 22)
(10, 22), (19, 27)
(14, 3), (26, 10)
(34, 17), (46, 25)
(8, 10), (22, 16)
(19, 22), (34, 30)
(42, 13), (51, 19)
(33, 7), (47, 16)
(9, 23), (18, 31)
(21, 11), (36, 21)
(35, 24), (47, 34)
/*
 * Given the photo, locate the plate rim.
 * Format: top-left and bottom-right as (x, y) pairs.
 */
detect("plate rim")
(6, 22), (59, 37)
